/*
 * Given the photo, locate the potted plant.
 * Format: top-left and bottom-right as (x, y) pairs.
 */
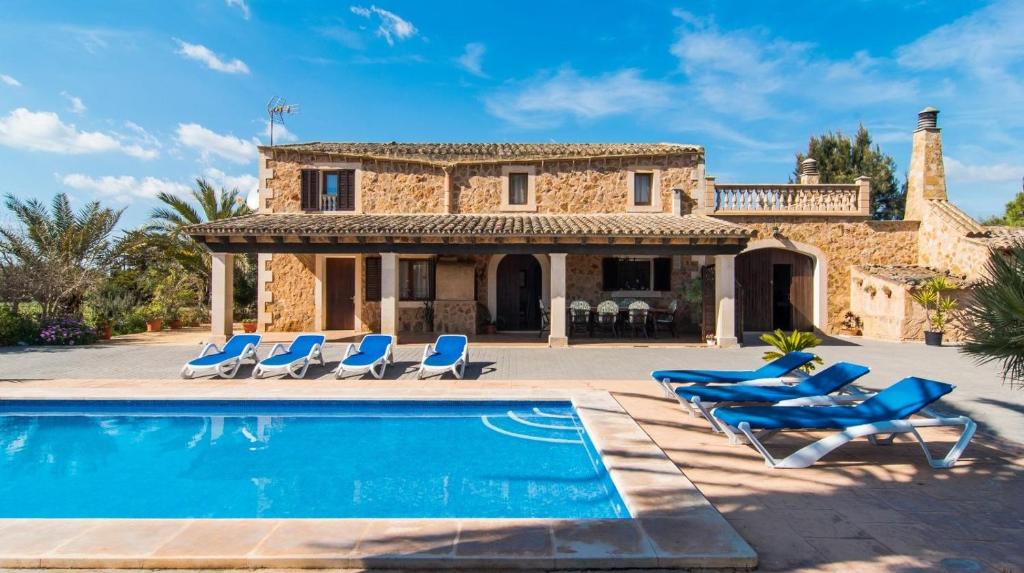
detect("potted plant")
(911, 277), (959, 346)
(678, 277), (703, 334)
(137, 300), (166, 332)
(760, 329), (824, 373)
(704, 333), (716, 346)
(477, 303), (497, 335)
(86, 282), (137, 341)
(839, 311), (862, 336)
(238, 304), (258, 333)
(422, 301), (435, 332)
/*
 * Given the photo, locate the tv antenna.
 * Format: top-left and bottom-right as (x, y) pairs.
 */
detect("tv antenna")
(267, 97), (299, 146)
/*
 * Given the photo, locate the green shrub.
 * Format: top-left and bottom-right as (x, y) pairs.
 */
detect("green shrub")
(760, 329), (824, 373)
(113, 311), (148, 336)
(37, 317), (96, 345)
(0, 307), (37, 346)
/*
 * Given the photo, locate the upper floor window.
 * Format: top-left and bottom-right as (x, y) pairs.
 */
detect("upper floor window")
(633, 173), (653, 206)
(508, 173), (529, 205)
(500, 165), (537, 212)
(627, 167), (661, 212)
(301, 168), (356, 211)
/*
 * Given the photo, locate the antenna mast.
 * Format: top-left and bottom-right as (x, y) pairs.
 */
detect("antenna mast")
(266, 97), (299, 146)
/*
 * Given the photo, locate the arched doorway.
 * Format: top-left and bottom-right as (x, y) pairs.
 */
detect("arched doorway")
(736, 248), (815, 331)
(496, 254), (542, 330)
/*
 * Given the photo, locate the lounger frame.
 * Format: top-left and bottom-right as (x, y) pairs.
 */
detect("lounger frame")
(253, 338), (325, 379)
(335, 339), (394, 379)
(714, 410), (977, 469)
(416, 335), (469, 380)
(180, 340), (260, 379)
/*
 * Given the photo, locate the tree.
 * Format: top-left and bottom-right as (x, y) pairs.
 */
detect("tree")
(793, 125), (905, 220)
(980, 179), (1024, 226)
(961, 244), (1024, 387)
(0, 193), (123, 317)
(146, 178), (252, 283)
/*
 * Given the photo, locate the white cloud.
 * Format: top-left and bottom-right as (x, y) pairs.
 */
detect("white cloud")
(456, 43), (487, 77)
(945, 156), (1024, 184)
(225, 0), (251, 19)
(60, 173), (190, 200)
(897, 1), (1024, 74)
(349, 5), (417, 46)
(485, 68), (672, 129)
(174, 39), (250, 74)
(202, 167), (258, 195)
(176, 122), (258, 164)
(61, 92), (86, 114)
(1, 74), (21, 87)
(0, 108), (158, 158)
(262, 119), (297, 144)
(670, 10), (915, 119)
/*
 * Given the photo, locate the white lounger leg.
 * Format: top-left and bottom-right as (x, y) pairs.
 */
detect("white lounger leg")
(732, 416), (977, 469)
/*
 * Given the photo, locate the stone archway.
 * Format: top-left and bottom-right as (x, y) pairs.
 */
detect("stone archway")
(486, 254), (550, 327)
(738, 239), (827, 331)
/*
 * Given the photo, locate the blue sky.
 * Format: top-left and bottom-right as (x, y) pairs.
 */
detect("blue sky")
(1, 0), (1023, 227)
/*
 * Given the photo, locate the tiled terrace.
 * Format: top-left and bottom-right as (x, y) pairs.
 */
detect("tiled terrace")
(0, 336), (1022, 571)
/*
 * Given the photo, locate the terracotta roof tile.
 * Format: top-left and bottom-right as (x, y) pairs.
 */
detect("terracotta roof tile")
(187, 213), (751, 239)
(978, 225), (1024, 250)
(262, 142), (701, 163)
(855, 264), (965, 287)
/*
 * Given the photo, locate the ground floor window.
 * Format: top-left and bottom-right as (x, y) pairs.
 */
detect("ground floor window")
(601, 257), (672, 292)
(400, 259), (435, 301)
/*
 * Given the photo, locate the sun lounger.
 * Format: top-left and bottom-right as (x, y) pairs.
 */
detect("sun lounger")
(711, 376), (976, 469)
(673, 362), (871, 432)
(335, 334), (394, 379)
(253, 334), (326, 379)
(181, 334), (261, 379)
(652, 351), (818, 399)
(416, 334), (468, 379)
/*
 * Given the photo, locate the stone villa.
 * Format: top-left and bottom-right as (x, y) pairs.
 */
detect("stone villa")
(188, 108), (1024, 346)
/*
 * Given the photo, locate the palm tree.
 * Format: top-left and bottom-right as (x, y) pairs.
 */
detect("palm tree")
(961, 244), (1024, 387)
(145, 178), (251, 293)
(0, 193), (123, 317)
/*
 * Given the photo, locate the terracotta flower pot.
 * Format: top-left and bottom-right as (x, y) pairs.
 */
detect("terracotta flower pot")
(242, 321), (258, 333)
(483, 324), (497, 335)
(145, 319), (163, 332)
(169, 319), (183, 330)
(98, 324), (112, 340)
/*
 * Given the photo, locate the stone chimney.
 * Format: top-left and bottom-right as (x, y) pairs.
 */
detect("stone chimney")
(799, 158), (820, 184)
(904, 106), (947, 220)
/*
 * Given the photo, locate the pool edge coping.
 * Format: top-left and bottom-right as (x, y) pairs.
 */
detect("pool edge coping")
(0, 385), (757, 570)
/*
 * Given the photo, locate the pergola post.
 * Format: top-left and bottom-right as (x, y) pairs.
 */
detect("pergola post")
(714, 254), (739, 348)
(381, 253), (399, 340)
(548, 253), (568, 347)
(210, 253), (234, 342)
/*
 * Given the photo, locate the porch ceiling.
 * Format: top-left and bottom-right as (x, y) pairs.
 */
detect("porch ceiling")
(187, 213), (752, 255)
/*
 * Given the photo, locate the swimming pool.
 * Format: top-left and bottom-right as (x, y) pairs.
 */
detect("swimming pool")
(0, 399), (626, 519)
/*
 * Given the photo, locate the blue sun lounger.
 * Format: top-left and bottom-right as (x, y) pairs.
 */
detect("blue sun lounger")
(652, 351), (817, 388)
(673, 362), (871, 432)
(181, 334), (261, 379)
(416, 334), (469, 379)
(253, 334), (326, 379)
(711, 377), (976, 469)
(335, 334), (394, 379)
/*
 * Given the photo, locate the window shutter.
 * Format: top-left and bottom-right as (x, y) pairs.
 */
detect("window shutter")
(428, 259), (436, 300)
(339, 169), (355, 211)
(654, 257), (672, 291)
(365, 257), (381, 301)
(301, 170), (320, 211)
(601, 258), (618, 291)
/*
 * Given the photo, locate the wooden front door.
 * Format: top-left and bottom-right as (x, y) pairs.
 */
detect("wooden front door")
(496, 255), (542, 330)
(325, 258), (355, 330)
(736, 248), (814, 332)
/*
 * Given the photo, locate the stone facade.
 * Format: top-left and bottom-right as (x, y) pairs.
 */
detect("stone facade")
(850, 267), (969, 342)
(264, 253), (316, 331)
(723, 218), (920, 333)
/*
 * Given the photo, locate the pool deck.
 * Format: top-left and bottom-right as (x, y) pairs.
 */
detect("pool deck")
(0, 383), (756, 570)
(1, 375), (1022, 572)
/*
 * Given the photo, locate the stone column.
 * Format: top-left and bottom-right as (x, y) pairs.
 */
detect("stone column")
(380, 253), (399, 339)
(210, 253), (234, 342)
(714, 254), (738, 348)
(856, 176), (872, 216)
(548, 253), (568, 347)
(904, 107), (946, 221)
(703, 176), (717, 214)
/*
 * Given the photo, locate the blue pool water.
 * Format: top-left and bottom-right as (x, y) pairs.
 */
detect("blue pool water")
(0, 400), (626, 518)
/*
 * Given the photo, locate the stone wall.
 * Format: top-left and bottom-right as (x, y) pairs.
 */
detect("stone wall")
(433, 301), (477, 334)
(850, 267), (969, 342)
(453, 155), (700, 214)
(722, 218), (920, 333)
(917, 205), (993, 281)
(263, 254), (316, 331)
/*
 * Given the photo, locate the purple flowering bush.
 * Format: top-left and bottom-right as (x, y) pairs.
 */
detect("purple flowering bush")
(37, 317), (97, 346)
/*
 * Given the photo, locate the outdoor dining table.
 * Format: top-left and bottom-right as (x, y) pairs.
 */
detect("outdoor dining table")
(569, 307), (675, 338)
